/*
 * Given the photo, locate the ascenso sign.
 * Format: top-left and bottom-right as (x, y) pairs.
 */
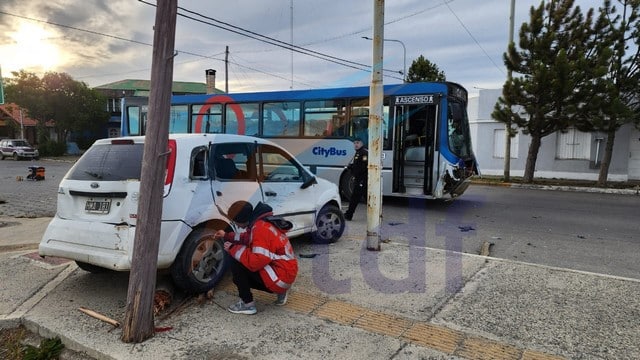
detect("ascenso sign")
(312, 146), (348, 158)
(395, 95), (435, 105)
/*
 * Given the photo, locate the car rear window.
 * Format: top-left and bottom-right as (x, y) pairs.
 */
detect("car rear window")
(67, 143), (144, 181)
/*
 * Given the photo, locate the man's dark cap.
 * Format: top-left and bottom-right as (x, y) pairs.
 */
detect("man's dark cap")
(228, 201), (253, 223)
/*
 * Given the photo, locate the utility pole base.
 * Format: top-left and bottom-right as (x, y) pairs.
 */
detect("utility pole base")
(366, 233), (381, 251)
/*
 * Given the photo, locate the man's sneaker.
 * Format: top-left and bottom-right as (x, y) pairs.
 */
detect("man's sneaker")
(228, 300), (257, 315)
(274, 290), (289, 306)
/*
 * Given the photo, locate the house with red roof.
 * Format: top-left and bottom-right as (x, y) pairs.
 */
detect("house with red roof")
(0, 103), (56, 145)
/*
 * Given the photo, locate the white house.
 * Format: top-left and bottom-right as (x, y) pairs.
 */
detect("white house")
(469, 89), (640, 181)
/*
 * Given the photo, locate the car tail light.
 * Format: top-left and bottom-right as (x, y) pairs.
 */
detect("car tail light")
(164, 140), (177, 196)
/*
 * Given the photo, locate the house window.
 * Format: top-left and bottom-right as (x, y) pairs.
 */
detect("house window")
(107, 98), (121, 113)
(493, 129), (518, 158)
(556, 128), (591, 160)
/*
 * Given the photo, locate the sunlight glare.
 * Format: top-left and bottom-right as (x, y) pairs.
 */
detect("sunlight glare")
(3, 22), (62, 73)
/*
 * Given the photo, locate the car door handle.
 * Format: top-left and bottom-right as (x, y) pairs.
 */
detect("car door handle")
(265, 191), (277, 197)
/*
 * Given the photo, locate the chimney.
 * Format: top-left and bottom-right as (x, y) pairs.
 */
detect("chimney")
(205, 69), (216, 94)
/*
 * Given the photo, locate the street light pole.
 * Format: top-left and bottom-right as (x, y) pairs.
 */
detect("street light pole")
(362, 36), (406, 82)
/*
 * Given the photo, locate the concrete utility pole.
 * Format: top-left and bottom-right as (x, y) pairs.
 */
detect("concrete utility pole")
(366, 0), (385, 251)
(504, 0), (515, 182)
(121, 0), (177, 343)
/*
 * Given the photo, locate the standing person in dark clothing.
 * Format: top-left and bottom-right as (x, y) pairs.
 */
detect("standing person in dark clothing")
(344, 137), (368, 221)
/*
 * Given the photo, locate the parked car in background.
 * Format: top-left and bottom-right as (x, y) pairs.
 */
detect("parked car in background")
(0, 139), (39, 160)
(39, 133), (345, 293)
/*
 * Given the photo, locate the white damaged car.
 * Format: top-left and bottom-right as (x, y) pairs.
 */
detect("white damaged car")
(39, 133), (345, 293)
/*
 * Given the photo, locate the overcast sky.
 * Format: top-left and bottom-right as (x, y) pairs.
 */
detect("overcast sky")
(1, 0), (605, 97)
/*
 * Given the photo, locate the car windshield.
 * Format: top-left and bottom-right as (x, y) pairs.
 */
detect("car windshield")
(13, 140), (30, 147)
(67, 143), (144, 181)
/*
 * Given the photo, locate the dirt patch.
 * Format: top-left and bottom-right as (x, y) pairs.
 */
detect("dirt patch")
(22, 251), (72, 266)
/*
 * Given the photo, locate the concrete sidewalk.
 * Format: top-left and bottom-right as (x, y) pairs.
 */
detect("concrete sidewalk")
(1, 216), (639, 359)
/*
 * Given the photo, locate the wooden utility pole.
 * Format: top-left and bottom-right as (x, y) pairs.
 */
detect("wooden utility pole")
(121, 0), (177, 343)
(225, 45), (229, 93)
(366, 0), (384, 251)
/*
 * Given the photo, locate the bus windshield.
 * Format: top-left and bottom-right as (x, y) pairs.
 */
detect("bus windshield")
(447, 100), (473, 159)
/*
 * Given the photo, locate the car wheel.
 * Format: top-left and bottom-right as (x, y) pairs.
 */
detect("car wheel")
(13, 153), (19, 161)
(75, 261), (108, 273)
(339, 170), (355, 201)
(313, 204), (345, 244)
(170, 227), (229, 294)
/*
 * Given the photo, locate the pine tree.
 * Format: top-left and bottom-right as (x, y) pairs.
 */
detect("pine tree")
(577, 0), (640, 187)
(405, 55), (446, 82)
(492, 0), (597, 183)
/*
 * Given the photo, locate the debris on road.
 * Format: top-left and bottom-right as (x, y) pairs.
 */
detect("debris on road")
(78, 307), (120, 328)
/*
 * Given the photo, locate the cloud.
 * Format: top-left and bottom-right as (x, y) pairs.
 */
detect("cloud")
(1, 0), (605, 93)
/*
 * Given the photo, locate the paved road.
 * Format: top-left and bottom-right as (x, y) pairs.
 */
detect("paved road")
(0, 158), (73, 217)
(378, 185), (640, 280)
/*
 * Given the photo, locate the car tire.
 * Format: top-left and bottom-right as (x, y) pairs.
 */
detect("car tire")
(170, 227), (229, 294)
(339, 170), (355, 201)
(13, 153), (19, 161)
(75, 261), (109, 273)
(312, 204), (345, 244)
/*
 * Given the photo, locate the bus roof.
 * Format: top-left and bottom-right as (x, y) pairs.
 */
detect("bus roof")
(170, 81), (465, 104)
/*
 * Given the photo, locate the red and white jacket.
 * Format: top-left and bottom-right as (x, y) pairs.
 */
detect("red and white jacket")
(226, 219), (298, 294)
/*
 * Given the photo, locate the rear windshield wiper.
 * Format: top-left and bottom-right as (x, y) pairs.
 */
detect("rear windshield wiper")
(84, 171), (103, 179)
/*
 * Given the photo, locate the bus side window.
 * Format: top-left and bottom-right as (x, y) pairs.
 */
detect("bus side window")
(305, 119), (330, 137)
(330, 115), (347, 137)
(352, 117), (368, 144)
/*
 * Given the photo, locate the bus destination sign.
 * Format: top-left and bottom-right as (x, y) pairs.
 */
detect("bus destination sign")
(395, 95), (435, 105)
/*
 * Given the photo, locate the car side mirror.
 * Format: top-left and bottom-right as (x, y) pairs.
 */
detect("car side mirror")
(301, 176), (317, 189)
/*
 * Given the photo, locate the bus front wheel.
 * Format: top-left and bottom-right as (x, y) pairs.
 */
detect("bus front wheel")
(340, 170), (365, 203)
(339, 170), (355, 202)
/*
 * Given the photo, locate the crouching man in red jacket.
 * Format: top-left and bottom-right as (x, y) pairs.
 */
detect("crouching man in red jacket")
(216, 200), (298, 315)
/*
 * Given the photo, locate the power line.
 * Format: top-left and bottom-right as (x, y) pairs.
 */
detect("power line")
(0, 10), (223, 62)
(444, 2), (505, 76)
(0, 9), (319, 84)
(139, 0), (404, 81)
(2, 3), (405, 84)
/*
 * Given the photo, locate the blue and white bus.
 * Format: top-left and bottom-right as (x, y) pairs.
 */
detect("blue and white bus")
(121, 82), (478, 200)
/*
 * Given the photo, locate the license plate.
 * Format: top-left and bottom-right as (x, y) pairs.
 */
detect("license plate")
(85, 200), (111, 214)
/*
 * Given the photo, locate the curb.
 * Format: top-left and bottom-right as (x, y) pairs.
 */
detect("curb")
(471, 181), (640, 195)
